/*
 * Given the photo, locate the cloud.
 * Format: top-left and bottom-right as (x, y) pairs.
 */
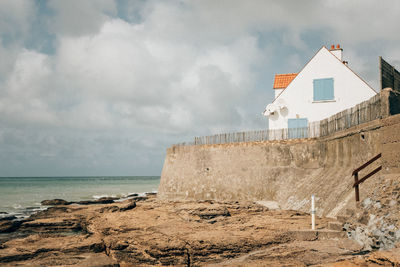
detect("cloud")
(0, 0), (35, 41)
(47, 0), (117, 36)
(1, 0), (400, 176)
(16, 16), (261, 134)
(0, 49), (56, 126)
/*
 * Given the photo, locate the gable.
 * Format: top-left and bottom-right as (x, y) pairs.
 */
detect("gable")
(273, 46), (377, 103)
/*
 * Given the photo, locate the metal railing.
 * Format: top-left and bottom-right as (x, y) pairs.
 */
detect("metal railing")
(352, 153), (382, 203)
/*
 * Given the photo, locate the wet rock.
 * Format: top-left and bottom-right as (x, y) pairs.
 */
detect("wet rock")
(75, 197), (117, 205)
(119, 201), (136, 211)
(41, 199), (71, 206)
(0, 212), (8, 215)
(0, 220), (22, 233)
(0, 216), (17, 222)
(127, 193), (138, 197)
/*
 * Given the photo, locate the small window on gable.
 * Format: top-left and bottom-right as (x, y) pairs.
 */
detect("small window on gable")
(313, 78), (334, 101)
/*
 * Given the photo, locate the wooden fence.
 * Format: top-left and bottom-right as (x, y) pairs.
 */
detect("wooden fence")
(174, 94), (382, 146)
(319, 94), (381, 136)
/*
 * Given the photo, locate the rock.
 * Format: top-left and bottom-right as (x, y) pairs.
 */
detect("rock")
(127, 193), (138, 197)
(0, 216), (17, 222)
(119, 201), (136, 211)
(362, 197), (372, 208)
(0, 220), (22, 233)
(373, 201), (382, 209)
(98, 201), (136, 213)
(191, 207), (231, 220)
(75, 197), (117, 205)
(0, 212), (8, 214)
(98, 206), (120, 213)
(130, 196), (148, 202)
(29, 206), (70, 219)
(110, 241), (129, 250)
(1, 198), (399, 266)
(41, 199), (71, 206)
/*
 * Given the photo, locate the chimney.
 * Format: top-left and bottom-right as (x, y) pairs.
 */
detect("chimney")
(329, 43), (343, 61)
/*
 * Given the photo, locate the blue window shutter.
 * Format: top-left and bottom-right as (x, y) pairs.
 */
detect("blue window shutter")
(313, 78), (334, 101)
(325, 78), (334, 99)
(313, 80), (322, 101)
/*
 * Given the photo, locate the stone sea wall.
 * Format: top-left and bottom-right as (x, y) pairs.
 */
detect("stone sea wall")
(158, 91), (400, 217)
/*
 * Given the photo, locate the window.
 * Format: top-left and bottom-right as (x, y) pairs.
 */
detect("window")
(313, 78), (334, 101)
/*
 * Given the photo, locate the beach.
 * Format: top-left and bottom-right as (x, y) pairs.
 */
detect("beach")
(1, 193), (399, 266)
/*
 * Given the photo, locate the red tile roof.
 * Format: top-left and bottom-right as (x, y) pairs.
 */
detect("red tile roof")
(273, 73), (298, 89)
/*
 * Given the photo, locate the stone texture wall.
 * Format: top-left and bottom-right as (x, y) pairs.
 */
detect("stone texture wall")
(158, 91), (400, 217)
(159, 119), (384, 217)
(381, 114), (400, 174)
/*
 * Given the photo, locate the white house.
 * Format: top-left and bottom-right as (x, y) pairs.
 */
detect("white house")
(263, 44), (377, 136)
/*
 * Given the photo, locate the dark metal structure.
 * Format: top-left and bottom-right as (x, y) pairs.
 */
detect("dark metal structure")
(352, 153), (382, 203)
(380, 56), (400, 91)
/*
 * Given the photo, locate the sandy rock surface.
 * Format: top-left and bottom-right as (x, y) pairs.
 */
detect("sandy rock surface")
(0, 196), (399, 266)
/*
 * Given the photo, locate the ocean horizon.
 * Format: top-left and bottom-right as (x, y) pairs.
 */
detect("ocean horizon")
(0, 176), (160, 219)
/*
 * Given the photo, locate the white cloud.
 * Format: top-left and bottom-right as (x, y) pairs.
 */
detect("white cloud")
(48, 17), (261, 134)
(0, 49), (56, 126)
(1, 0), (400, 176)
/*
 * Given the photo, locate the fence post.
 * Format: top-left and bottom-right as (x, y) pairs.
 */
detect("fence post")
(311, 194), (316, 230)
(354, 172), (360, 202)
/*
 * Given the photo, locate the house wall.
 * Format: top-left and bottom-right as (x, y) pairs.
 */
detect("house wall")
(268, 47), (377, 130)
(274, 88), (284, 98)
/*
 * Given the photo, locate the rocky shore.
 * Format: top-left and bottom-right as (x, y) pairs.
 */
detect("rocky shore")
(1, 194), (399, 266)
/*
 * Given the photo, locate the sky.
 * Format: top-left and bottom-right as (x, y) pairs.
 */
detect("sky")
(0, 0), (400, 177)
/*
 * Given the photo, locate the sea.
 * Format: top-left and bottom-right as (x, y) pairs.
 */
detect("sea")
(0, 176), (160, 219)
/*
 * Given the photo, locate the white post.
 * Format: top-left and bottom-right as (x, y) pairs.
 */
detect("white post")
(311, 194), (316, 230)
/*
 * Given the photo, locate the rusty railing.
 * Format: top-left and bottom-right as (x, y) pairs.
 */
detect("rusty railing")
(352, 153), (382, 202)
